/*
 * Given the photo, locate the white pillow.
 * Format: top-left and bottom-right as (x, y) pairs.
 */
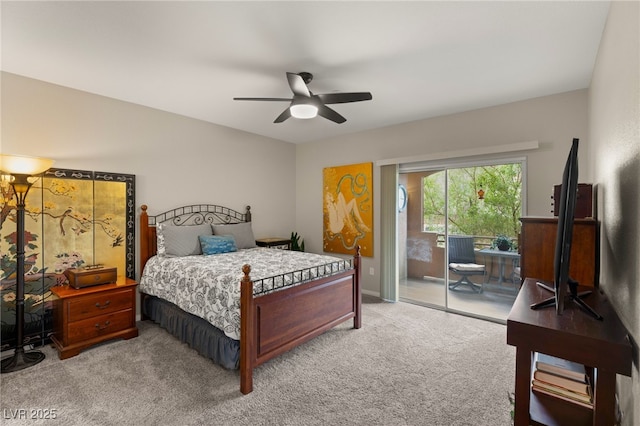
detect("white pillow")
(211, 222), (256, 249)
(157, 223), (213, 257)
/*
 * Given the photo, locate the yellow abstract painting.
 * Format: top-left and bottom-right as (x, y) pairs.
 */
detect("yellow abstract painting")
(323, 162), (373, 257)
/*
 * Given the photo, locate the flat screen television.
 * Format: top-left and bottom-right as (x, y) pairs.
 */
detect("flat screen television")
(530, 138), (602, 320)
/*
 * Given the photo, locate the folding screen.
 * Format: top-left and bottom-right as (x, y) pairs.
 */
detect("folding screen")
(0, 168), (135, 350)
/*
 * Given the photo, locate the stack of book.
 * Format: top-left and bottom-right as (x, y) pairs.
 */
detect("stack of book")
(531, 352), (593, 409)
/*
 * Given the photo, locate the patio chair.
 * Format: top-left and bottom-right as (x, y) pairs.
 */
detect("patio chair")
(448, 235), (485, 293)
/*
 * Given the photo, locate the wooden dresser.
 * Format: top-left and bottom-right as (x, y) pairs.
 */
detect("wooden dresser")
(519, 217), (599, 287)
(50, 277), (138, 359)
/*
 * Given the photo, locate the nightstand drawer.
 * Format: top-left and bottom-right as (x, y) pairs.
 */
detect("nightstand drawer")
(66, 309), (134, 344)
(67, 288), (133, 322)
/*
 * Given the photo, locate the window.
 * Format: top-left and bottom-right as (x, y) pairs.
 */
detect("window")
(422, 162), (522, 249)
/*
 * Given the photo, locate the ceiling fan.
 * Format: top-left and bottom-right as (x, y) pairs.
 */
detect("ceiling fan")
(233, 72), (372, 124)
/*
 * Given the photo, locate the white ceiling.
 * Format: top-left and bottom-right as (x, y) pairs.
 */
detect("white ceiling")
(1, 1), (610, 144)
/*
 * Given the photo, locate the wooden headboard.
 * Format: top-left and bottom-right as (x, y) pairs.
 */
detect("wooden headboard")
(139, 204), (252, 272)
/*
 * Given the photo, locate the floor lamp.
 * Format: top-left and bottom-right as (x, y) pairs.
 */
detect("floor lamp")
(1, 154), (54, 374)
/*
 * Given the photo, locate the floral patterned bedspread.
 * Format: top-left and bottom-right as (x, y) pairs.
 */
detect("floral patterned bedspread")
(139, 248), (351, 340)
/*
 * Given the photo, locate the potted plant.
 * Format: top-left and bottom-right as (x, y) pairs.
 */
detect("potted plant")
(290, 232), (305, 252)
(508, 391), (515, 424)
(493, 235), (513, 251)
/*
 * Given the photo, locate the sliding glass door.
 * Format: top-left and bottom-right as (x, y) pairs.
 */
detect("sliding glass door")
(398, 170), (446, 308)
(399, 159), (524, 322)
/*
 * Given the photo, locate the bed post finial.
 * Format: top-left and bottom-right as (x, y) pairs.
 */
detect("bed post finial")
(141, 204), (148, 212)
(245, 205), (252, 222)
(242, 264), (251, 279)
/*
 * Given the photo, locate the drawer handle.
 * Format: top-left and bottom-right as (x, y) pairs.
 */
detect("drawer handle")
(95, 321), (111, 330)
(95, 300), (111, 309)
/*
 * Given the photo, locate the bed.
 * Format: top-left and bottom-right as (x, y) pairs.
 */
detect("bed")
(138, 204), (361, 394)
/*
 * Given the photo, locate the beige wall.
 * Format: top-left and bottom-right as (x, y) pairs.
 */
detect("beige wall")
(2, 74), (590, 297)
(1, 72), (297, 278)
(296, 89), (588, 295)
(589, 2), (639, 424)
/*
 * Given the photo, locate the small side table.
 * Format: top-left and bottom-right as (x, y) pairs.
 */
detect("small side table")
(255, 237), (292, 250)
(479, 248), (521, 287)
(50, 277), (138, 359)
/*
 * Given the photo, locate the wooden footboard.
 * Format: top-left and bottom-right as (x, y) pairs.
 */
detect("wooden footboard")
(239, 249), (361, 394)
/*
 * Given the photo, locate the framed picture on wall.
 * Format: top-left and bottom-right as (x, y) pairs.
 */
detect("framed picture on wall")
(323, 162), (373, 257)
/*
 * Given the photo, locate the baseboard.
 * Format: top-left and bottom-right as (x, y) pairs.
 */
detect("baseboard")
(361, 288), (381, 298)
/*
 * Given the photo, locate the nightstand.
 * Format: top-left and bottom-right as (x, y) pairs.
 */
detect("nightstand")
(50, 277), (138, 359)
(255, 237), (292, 250)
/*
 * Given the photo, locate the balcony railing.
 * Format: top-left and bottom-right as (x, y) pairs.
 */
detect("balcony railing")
(433, 233), (517, 251)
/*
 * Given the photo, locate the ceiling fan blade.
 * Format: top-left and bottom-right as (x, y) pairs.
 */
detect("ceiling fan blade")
(233, 97), (292, 102)
(316, 92), (373, 104)
(317, 104), (346, 124)
(274, 108), (291, 123)
(286, 72), (311, 97)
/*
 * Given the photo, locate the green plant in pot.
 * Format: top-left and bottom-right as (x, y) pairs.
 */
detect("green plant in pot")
(508, 391), (515, 424)
(493, 235), (513, 251)
(290, 232), (305, 252)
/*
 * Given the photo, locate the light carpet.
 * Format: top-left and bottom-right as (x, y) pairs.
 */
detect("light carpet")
(0, 297), (515, 425)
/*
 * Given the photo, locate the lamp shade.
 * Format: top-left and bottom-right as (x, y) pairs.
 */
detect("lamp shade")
(290, 97), (318, 119)
(0, 154), (54, 176)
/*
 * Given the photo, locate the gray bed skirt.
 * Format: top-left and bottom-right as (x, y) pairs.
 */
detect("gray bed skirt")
(142, 295), (240, 370)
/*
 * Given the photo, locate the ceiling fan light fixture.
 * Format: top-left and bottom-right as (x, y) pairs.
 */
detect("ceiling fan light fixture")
(234, 72), (371, 123)
(290, 102), (318, 119)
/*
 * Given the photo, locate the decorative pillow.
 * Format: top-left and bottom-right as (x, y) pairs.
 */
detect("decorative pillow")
(156, 225), (167, 256)
(211, 222), (256, 249)
(157, 223), (212, 257)
(199, 235), (238, 255)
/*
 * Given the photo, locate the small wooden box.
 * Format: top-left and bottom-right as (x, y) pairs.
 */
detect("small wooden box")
(64, 267), (117, 289)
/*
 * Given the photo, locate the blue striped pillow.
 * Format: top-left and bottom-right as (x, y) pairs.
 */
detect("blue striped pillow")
(199, 235), (238, 255)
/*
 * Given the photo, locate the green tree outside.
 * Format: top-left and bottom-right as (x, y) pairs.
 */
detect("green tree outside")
(422, 163), (522, 244)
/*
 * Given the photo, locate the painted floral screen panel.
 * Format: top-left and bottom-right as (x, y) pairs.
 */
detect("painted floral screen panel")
(39, 172), (97, 270)
(0, 168), (135, 350)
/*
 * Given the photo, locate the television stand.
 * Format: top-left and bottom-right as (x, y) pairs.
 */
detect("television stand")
(530, 279), (603, 321)
(508, 278), (632, 426)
